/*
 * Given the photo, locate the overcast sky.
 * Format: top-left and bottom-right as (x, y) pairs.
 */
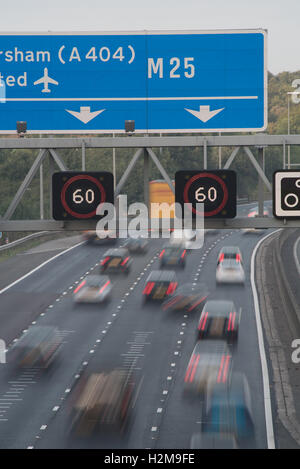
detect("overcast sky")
(0, 0), (298, 74)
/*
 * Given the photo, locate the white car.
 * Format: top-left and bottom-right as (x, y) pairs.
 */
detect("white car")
(217, 246), (243, 264)
(216, 259), (245, 284)
(170, 229), (204, 249)
(242, 209), (269, 233)
(73, 275), (112, 303)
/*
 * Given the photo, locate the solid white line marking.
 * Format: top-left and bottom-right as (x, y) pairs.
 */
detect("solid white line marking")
(251, 229), (280, 449)
(293, 236), (300, 276)
(0, 241), (85, 295)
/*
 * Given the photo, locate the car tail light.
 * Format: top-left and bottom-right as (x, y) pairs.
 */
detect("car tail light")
(217, 354), (231, 383)
(219, 253), (224, 263)
(143, 282), (155, 295)
(181, 249), (187, 259)
(228, 312), (236, 331)
(74, 280), (86, 294)
(166, 282), (177, 295)
(101, 256), (110, 266)
(188, 296), (208, 312)
(98, 280), (111, 294)
(236, 254), (241, 262)
(121, 256), (130, 266)
(185, 353), (200, 383)
(198, 311), (208, 330)
(159, 249), (165, 258)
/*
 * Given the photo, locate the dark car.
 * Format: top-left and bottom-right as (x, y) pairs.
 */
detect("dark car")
(82, 230), (117, 245)
(162, 283), (209, 313)
(159, 244), (187, 269)
(184, 340), (232, 396)
(197, 300), (240, 344)
(123, 236), (148, 254)
(143, 270), (178, 302)
(9, 325), (62, 368)
(69, 369), (138, 436)
(100, 248), (132, 274)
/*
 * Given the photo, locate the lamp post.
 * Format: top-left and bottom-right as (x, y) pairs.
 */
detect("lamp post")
(218, 132), (222, 168)
(287, 91), (300, 168)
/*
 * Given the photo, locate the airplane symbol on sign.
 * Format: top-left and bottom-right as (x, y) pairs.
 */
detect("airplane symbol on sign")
(34, 67), (59, 93)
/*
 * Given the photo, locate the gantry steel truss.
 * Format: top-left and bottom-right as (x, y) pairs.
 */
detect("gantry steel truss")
(1, 134), (300, 231)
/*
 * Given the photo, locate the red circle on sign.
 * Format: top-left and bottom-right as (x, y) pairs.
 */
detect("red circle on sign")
(61, 174), (106, 219)
(183, 172), (228, 217)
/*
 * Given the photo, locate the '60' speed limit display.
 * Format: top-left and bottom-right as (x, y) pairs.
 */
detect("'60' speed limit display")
(175, 170), (236, 218)
(52, 172), (114, 220)
(273, 171), (300, 218)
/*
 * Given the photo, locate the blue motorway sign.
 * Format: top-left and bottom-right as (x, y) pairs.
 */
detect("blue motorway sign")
(0, 30), (267, 133)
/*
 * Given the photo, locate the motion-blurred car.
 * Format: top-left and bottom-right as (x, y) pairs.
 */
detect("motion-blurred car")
(123, 236), (148, 254)
(217, 246), (243, 265)
(162, 283), (209, 313)
(170, 229), (204, 249)
(202, 372), (255, 443)
(73, 275), (112, 304)
(9, 325), (62, 368)
(69, 369), (137, 436)
(143, 270), (178, 302)
(184, 340), (232, 395)
(216, 259), (245, 284)
(190, 432), (238, 449)
(197, 300), (240, 344)
(159, 244), (187, 269)
(243, 207), (269, 233)
(100, 248), (132, 274)
(82, 230), (117, 245)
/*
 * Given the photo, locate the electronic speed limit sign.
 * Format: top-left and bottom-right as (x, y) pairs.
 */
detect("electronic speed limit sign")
(52, 172), (114, 220)
(175, 170), (236, 218)
(273, 171), (300, 218)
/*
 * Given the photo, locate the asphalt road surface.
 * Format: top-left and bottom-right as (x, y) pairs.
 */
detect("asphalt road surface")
(0, 203), (275, 449)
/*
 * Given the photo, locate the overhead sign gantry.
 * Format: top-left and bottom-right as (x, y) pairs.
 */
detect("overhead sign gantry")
(0, 29), (267, 133)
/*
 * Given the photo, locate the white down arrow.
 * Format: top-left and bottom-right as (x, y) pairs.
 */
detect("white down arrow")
(66, 106), (105, 124)
(185, 105), (224, 123)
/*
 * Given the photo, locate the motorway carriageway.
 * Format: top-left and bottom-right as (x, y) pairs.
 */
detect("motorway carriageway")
(0, 203), (273, 449)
